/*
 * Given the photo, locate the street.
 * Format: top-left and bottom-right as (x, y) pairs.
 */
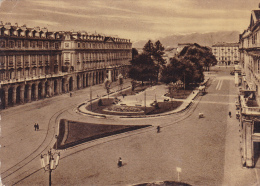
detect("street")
(0, 66), (257, 186)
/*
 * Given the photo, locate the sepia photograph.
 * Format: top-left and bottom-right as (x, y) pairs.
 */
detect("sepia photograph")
(0, 0), (260, 185)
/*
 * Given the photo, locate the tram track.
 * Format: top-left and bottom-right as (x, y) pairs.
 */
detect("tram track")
(1, 106), (70, 185)
(2, 79), (204, 185)
(1, 83), (130, 185)
(11, 94), (203, 185)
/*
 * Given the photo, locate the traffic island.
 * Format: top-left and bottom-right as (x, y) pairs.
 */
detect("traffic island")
(133, 180), (192, 186)
(54, 119), (151, 149)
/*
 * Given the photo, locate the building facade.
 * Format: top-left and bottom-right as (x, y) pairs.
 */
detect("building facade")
(0, 22), (132, 109)
(211, 43), (239, 65)
(238, 8), (260, 168)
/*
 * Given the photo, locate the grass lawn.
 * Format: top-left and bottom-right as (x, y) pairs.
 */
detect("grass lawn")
(56, 119), (151, 149)
(166, 89), (194, 99)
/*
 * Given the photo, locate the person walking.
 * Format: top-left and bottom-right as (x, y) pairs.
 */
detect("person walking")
(118, 157), (122, 168)
(157, 126), (161, 133)
(36, 123), (39, 131)
(34, 123), (37, 131)
(229, 111), (232, 118)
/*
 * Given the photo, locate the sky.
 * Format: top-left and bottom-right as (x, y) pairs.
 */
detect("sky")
(0, 0), (259, 42)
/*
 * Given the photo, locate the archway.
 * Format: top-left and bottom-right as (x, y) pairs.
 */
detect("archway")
(0, 89), (5, 109)
(54, 80), (58, 95)
(62, 78), (66, 93)
(31, 84), (36, 101)
(77, 75), (80, 89)
(16, 86), (21, 104)
(8, 87), (13, 106)
(38, 82), (42, 99)
(24, 84), (29, 102)
(69, 77), (73, 91)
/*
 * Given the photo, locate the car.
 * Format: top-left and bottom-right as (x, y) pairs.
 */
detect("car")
(230, 70), (235, 75)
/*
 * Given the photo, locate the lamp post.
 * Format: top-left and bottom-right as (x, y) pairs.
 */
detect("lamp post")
(41, 149), (60, 186)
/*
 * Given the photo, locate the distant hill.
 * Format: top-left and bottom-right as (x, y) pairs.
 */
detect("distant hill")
(132, 31), (240, 49)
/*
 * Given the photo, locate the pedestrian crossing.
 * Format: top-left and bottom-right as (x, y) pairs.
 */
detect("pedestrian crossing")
(216, 79), (223, 90)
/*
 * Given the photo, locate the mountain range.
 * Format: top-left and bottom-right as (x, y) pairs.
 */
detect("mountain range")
(132, 31), (240, 49)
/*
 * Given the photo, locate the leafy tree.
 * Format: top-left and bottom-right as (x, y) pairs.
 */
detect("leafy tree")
(142, 40), (154, 57)
(162, 43), (212, 87)
(129, 53), (158, 85)
(153, 40), (166, 81)
(129, 40), (166, 83)
(132, 48), (139, 59)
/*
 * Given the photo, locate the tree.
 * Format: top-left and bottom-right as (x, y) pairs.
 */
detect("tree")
(153, 40), (166, 81)
(161, 44), (212, 87)
(180, 43), (217, 71)
(132, 48), (138, 59)
(129, 53), (158, 85)
(142, 40), (154, 57)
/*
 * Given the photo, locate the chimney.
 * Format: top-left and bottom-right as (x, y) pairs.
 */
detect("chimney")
(42, 27), (48, 32)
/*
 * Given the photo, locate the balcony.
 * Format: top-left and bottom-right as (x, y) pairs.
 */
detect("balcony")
(240, 91), (260, 116)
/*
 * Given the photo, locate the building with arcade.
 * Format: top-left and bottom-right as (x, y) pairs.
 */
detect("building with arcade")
(238, 6), (260, 168)
(0, 22), (132, 109)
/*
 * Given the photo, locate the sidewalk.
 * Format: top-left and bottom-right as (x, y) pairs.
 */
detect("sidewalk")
(223, 78), (257, 186)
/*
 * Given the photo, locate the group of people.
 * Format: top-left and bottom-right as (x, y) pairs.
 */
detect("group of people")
(34, 123), (39, 131)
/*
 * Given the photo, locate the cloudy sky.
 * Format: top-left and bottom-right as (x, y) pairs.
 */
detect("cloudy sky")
(0, 0), (259, 42)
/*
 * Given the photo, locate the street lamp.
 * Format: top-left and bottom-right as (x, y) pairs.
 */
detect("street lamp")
(41, 149), (60, 186)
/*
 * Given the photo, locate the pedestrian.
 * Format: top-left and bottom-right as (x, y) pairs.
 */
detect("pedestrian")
(70, 92), (72, 97)
(36, 123), (39, 131)
(157, 126), (161, 133)
(229, 111), (232, 118)
(34, 123), (37, 131)
(118, 157), (122, 168)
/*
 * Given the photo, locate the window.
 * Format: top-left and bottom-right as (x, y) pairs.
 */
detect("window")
(78, 43), (81, 48)
(38, 55), (42, 66)
(16, 55), (22, 65)
(65, 43), (69, 48)
(0, 40), (5, 48)
(44, 55), (48, 62)
(8, 56), (13, 66)
(24, 41), (29, 48)
(17, 41), (21, 48)
(45, 42), (49, 49)
(9, 41), (14, 48)
(0, 56), (5, 66)
(31, 55), (36, 64)
(30, 41), (36, 48)
(82, 43), (85, 48)
(38, 41), (43, 49)
(55, 43), (59, 49)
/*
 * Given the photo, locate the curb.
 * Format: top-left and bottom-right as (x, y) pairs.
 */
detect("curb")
(76, 79), (210, 119)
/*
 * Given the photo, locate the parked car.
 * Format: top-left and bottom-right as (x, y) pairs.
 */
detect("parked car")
(230, 70), (235, 75)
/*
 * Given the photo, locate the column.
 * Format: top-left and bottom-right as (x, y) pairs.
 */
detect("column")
(49, 80), (53, 97)
(4, 89), (8, 108)
(20, 86), (24, 104)
(35, 83), (38, 100)
(42, 83), (45, 98)
(27, 86), (32, 102)
(245, 120), (254, 167)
